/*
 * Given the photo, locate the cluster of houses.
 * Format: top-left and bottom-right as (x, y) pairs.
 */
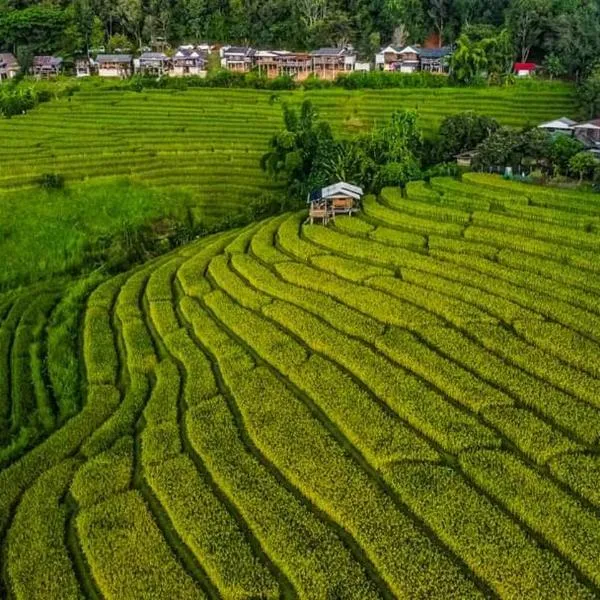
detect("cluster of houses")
(0, 43), (455, 82)
(539, 117), (600, 157)
(1, 42), (545, 83)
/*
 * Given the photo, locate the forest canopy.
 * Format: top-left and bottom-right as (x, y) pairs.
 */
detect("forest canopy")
(1, 0), (600, 78)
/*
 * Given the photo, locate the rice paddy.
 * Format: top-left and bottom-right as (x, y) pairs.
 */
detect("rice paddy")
(1, 171), (600, 598)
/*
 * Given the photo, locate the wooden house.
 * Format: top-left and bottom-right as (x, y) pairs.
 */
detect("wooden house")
(96, 54), (133, 78)
(573, 119), (600, 156)
(456, 150), (479, 167)
(0, 53), (19, 81)
(138, 52), (170, 76)
(420, 47), (452, 73)
(75, 58), (92, 77)
(32, 56), (63, 78)
(307, 182), (364, 224)
(396, 46), (420, 73)
(375, 46), (402, 71)
(252, 50), (312, 79)
(311, 48), (356, 80)
(220, 46), (253, 72)
(171, 48), (207, 77)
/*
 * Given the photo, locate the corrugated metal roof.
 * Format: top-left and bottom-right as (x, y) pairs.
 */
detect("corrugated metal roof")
(96, 54), (132, 63)
(0, 53), (18, 68)
(308, 182), (364, 203)
(140, 52), (168, 60)
(420, 47), (452, 58)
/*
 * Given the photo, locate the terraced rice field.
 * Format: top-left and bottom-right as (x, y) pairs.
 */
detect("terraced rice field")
(0, 84), (574, 223)
(2, 173), (600, 598)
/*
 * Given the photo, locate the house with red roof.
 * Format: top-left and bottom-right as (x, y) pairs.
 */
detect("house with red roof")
(514, 62), (537, 77)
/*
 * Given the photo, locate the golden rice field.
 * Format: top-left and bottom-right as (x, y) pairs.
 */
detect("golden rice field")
(2, 173), (600, 599)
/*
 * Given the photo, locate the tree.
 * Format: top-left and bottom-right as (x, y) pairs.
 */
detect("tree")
(436, 112), (500, 162)
(550, 3), (600, 79)
(261, 100), (336, 198)
(548, 134), (584, 175)
(506, 0), (550, 62)
(116, 0), (144, 50)
(569, 151), (598, 182)
(578, 63), (600, 120)
(428, 0), (451, 46)
(450, 33), (488, 83)
(472, 127), (523, 170)
(357, 109), (423, 190)
(543, 53), (565, 79)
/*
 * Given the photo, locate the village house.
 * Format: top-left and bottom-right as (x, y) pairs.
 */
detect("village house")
(171, 48), (207, 77)
(138, 52), (170, 76)
(395, 46), (421, 73)
(252, 50), (313, 80)
(375, 46), (420, 73)
(75, 58), (92, 77)
(311, 47), (357, 79)
(419, 47), (452, 73)
(96, 54), (133, 78)
(32, 56), (63, 78)
(538, 117), (577, 136)
(573, 119), (600, 155)
(376, 45), (452, 72)
(307, 181), (364, 224)
(220, 46), (254, 72)
(514, 62), (537, 77)
(0, 53), (19, 81)
(375, 46), (402, 71)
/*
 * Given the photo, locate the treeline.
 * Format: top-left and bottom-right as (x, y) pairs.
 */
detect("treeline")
(262, 101), (600, 201)
(1, 0), (600, 79)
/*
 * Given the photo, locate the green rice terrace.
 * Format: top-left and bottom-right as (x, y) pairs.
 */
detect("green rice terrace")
(0, 83), (576, 288)
(2, 171), (600, 598)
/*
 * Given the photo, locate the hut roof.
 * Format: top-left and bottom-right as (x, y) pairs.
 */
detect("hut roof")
(309, 182), (364, 203)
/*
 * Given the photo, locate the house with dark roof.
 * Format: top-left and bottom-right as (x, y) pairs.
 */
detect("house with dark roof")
(0, 53), (19, 81)
(311, 47), (357, 79)
(220, 46), (253, 72)
(573, 119), (600, 154)
(172, 48), (207, 77)
(138, 52), (170, 76)
(31, 56), (62, 78)
(375, 45), (452, 73)
(419, 47), (452, 73)
(96, 54), (133, 78)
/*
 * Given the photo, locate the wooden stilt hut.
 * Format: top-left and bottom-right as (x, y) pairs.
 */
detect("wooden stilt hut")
(307, 182), (364, 224)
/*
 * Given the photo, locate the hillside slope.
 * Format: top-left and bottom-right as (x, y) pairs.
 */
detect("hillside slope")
(2, 174), (600, 598)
